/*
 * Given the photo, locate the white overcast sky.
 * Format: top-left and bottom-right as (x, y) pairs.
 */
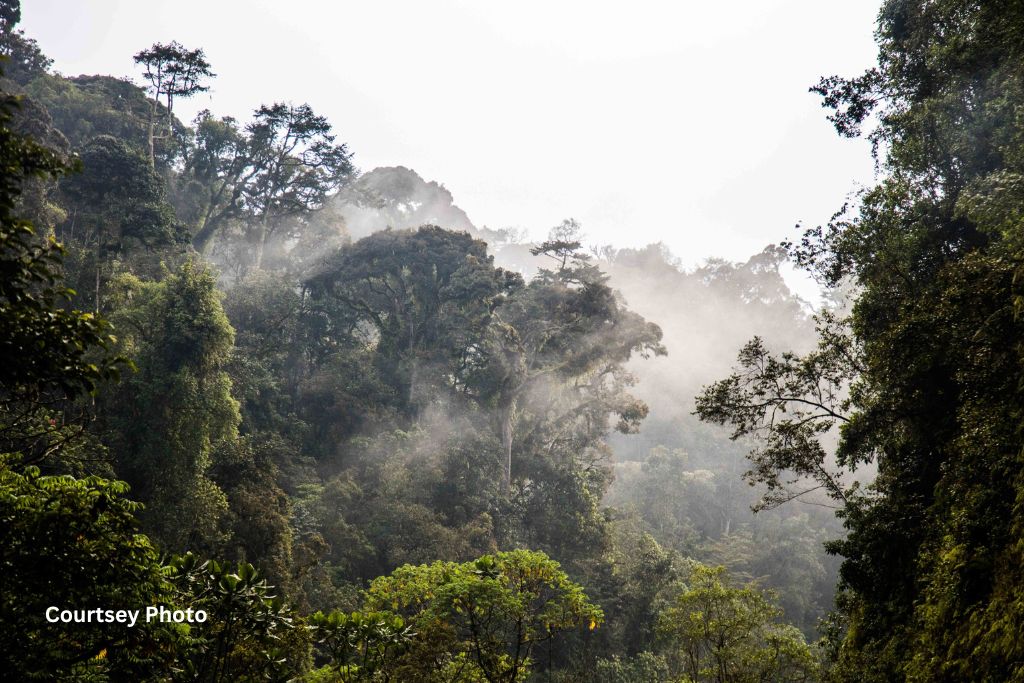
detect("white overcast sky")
(23, 0), (879, 293)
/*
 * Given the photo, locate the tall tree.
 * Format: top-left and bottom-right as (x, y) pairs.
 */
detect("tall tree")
(241, 102), (355, 270)
(484, 223), (665, 489)
(304, 226), (519, 417)
(133, 41), (214, 168)
(183, 104), (354, 266)
(101, 261), (239, 552)
(182, 110), (247, 254)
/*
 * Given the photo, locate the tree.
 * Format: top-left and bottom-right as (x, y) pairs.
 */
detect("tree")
(332, 165), (478, 240)
(694, 313), (859, 511)
(59, 134), (185, 307)
(101, 261), (239, 552)
(309, 609), (414, 682)
(305, 226), (519, 418)
(361, 550), (603, 682)
(210, 435), (296, 592)
(593, 652), (671, 683)
(0, 0), (19, 31)
(656, 563), (818, 683)
(183, 104), (355, 266)
(164, 552), (311, 682)
(591, 529), (681, 661)
(486, 226), (665, 488)
(243, 102), (354, 269)
(0, 464), (174, 680)
(182, 110), (248, 254)
(134, 41), (214, 168)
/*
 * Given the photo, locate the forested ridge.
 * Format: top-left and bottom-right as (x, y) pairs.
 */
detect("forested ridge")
(2, 0), (1023, 680)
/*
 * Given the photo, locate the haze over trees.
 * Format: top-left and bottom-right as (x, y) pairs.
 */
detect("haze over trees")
(1, 0), (1021, 680)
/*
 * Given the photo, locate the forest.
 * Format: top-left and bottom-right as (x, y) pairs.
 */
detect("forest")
(2, 0), (1024, 680)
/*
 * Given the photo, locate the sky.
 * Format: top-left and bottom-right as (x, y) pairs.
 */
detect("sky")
(22, 0), (880, 297)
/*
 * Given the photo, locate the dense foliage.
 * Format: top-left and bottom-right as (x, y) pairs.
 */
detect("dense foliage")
(697, 1), (1024, 681)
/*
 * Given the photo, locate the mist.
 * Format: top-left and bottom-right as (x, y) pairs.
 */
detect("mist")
(221, 161), (850, 636)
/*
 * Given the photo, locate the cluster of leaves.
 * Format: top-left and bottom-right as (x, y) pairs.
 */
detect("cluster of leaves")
(0, 462), (171, 680)
(310, 609), (414, 681)
(163, 552), (310, 681)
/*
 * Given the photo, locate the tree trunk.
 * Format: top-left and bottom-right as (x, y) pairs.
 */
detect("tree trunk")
(500, 398), (516, 492)
(192, 217), (217, 256)
(146, 95), (158, 169)
(253, 217), (269, 270)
